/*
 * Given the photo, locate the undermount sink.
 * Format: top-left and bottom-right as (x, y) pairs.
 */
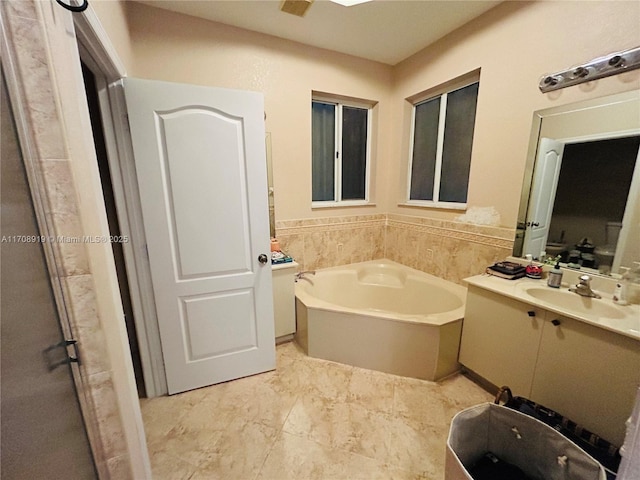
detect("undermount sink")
(523, 286), (626, 319)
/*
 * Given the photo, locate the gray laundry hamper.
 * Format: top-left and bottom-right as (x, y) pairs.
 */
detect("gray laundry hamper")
(445, 403), (607, 480)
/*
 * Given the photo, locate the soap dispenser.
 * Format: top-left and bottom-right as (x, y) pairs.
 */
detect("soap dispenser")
(547, 262), (563, 288)
(613, 267), (630, 305)
(628, 262), (640, 304)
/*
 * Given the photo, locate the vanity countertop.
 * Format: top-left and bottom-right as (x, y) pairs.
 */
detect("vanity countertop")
(465, 274), (640, 341)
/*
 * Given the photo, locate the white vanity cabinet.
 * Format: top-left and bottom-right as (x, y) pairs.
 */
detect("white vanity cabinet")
(459, 286), (544, 396)
(459, 280), (640, 446)
(531, 313), (640, 446)
(272, 261), (298, 341)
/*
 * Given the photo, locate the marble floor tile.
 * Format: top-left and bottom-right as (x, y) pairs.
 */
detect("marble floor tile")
(299, 357), (354, 402)
(347, 366), (396, 414)
(148, 423), (224, 468)
(139, 341), (493, 480)
(438, 374), (494, 421)
(384, 415), (450, 477)
(140, 387), (209, 443)
(238, 377), (299, 429)
(148, 450), (198, 480)
(393, 377), (450, 427)
(282, 394), (393, 462)
(189, 418), (279, 480)
(258, 432), (425, 480)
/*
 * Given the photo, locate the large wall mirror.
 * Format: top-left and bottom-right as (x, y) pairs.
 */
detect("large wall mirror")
(514, 90), (640, 277)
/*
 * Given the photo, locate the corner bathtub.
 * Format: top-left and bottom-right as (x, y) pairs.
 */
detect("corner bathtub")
(294, 259), (467, 381)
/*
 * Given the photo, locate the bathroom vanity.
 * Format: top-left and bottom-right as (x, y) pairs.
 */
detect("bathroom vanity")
(459, 274), (640, 446)
(272, 261), (298, 341)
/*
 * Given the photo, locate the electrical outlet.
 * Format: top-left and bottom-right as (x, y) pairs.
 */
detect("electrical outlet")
(426, 248), (434, 261)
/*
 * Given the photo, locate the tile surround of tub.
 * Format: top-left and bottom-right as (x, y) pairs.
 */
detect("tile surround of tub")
(386, 214), (515, 284)
(2, 1), (135, 477)
(276, 214), (387, 271)
(276, 213), (514, 284)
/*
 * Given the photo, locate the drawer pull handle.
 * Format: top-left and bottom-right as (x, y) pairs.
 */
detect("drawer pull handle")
(551, 319), (561, 326)
(527, 311), (536, 317)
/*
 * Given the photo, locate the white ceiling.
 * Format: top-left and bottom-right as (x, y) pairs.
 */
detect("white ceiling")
(134, 0), (501, 65)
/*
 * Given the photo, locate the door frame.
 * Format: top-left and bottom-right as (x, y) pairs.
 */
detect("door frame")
(1, 72), (98, 477)
(1, 10), (101, 474)
(74, 8), (167, 397)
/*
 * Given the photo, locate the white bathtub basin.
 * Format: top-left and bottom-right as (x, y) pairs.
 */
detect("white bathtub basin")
(295, 259), (466, 381)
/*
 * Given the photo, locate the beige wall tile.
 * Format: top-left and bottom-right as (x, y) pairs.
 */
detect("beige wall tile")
(48, 212), (91, 276)
(40, 161), (79, 214)
(106, 454), (134, 480)
(277, 215), (386, 270)
(61, 274), (100, 330)
(279, 213), (512, 283)
(87, 371), (128, 460)
(277, 233), (304, 267)
(384, 215), (514, 284)
(3, 13), (67, 160)
(76, 323), (112, 376)
(4, 0), (38, 20)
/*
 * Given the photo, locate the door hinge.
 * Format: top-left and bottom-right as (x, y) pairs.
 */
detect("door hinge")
(43, 339), (80, 371)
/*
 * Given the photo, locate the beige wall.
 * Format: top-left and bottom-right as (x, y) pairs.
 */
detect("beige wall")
(94, 1), (640, 230)
(390, 1), (640, 226)
(90, 1), (640, 279)
(89, 0), (135, 73)
(122, 1), (393, 222)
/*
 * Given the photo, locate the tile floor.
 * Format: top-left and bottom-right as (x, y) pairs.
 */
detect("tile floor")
(140, 341), (493, 480)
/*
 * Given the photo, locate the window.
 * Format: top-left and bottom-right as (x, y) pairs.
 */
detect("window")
(312, 95), (372, 205)
(408, 79), (479, 207)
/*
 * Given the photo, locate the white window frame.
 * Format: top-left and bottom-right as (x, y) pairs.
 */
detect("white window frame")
(312, 94), (374, 208)
(404, 76), (479, 210)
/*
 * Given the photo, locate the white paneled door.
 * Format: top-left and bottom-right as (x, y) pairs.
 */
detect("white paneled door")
(522, 137), (564, 259)
(123, 78), (275, 394)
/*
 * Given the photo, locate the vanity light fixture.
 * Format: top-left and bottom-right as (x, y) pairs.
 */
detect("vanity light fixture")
(330, 0), (372, 6)
(539, 45), (640, 93)
(280, 0), (370, 17)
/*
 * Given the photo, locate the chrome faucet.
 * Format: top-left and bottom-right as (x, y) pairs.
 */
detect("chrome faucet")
(569, 275), (601, 299)
(295, 270), (316, 282)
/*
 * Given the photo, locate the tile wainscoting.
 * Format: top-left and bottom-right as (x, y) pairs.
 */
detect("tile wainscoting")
(276, 214), (387, 272)
(385, 214), (515, 285)
(276, 213), (515, 285)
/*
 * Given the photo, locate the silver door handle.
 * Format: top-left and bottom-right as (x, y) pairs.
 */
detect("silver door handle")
(258, 254), (268, 264)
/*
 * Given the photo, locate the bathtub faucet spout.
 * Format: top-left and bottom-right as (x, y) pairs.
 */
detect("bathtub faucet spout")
(295, 270), (316, 282)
